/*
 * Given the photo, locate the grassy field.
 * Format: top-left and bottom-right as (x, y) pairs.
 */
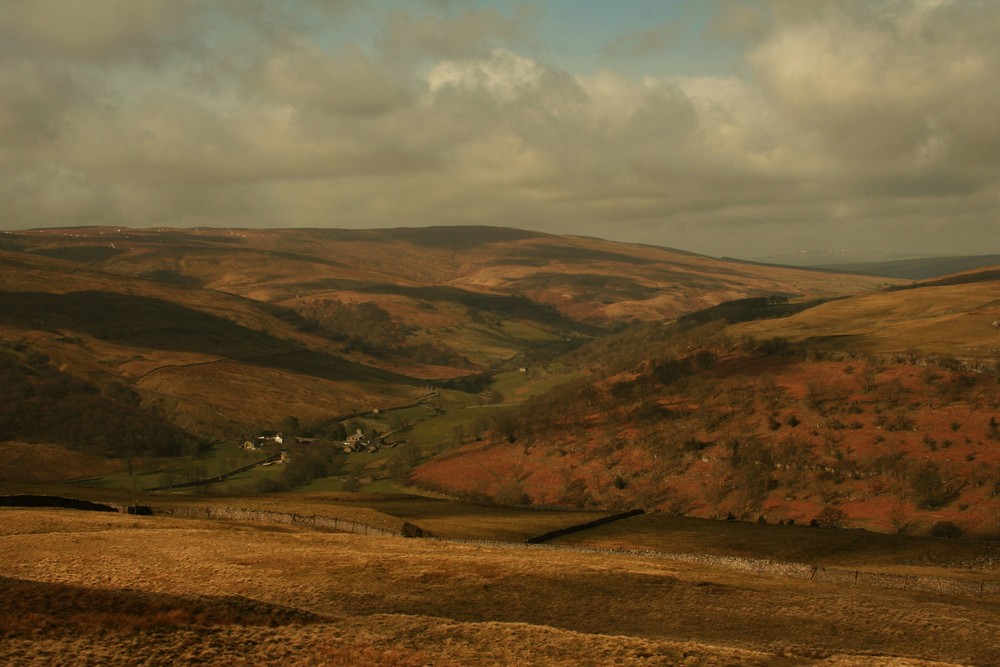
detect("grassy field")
(729, 273), (1000, 358)
(3, 506), (999, 666)
(554, 512), (1000, 572)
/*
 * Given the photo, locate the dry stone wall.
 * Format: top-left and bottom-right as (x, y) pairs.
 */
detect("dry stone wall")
(154, 505), (425, 538)
(432, 537), (1000, 599)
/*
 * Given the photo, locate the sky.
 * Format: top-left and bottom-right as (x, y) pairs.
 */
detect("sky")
(2, 0), (999, 260)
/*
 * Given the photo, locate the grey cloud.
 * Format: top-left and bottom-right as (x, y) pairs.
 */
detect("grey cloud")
(601, 22), (683, 59)
(743, 0), (1000, 223)
(1, 1), (999, 259)
(256, 41), (412, 116)
(375, 7), (531, 61)
(0, 0), (201, 65)
(706, 0), (770, 42)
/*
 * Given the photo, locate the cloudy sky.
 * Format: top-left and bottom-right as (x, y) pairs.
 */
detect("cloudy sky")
(2, 0), (999, 260)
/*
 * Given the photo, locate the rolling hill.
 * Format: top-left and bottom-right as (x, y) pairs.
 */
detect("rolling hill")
(412, 269), (1000, 537)
(3, 225), (893, 332)
(0, 225), (897, 476)
(0, 250), (426, 445)
(728, 265), (1000, 360)
(810, 254), (1000, 280)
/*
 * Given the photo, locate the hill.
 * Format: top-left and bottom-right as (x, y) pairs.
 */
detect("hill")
(411, 274), (1000, 537)
(0, 225), (898, 481)
(810, 255), (1000, 280)
(2, 505), (998, 665)
(0, 250), (426, 447)
(3, 226), (894, 372)
(727, 266), (1000, 359)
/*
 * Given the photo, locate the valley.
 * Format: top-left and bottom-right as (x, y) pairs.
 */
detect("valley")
(2, 224), (999, 664)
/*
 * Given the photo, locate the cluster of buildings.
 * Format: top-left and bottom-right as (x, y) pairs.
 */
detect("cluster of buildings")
(243, 429), (398, 455)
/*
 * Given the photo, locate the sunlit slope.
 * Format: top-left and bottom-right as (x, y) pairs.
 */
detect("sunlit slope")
(728, 267), (1000, 358)
(0, 251), (423, 438)
(5, 226), (898, 325)
(2, 508), (997, 666)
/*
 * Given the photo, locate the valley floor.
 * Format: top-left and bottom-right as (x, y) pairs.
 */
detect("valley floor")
(2, 508), (999, 666)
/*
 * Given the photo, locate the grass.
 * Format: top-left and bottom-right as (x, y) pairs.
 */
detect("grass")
(553, 511), (1000, 572)
(489, 363), (588, 402)
(2, 506), (999, 666)
(296, 494), (612, 541)
(729, 277), (1000, 357)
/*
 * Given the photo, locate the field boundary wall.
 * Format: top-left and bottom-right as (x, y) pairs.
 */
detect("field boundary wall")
(153, 505), (426, 538)
(432, 536), (1000, 599)
(525, 509), (646, 544)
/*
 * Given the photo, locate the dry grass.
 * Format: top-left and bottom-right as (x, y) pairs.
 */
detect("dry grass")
(554, 512), (1000, 572)
(729, 277), (1000, 358)
(2, 508), (998, 666)
(0, 442), (123, 483)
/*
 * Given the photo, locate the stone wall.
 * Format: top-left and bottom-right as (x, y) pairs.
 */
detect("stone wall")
(154, 505), (425, 538)
(430, 537), (1000, 599)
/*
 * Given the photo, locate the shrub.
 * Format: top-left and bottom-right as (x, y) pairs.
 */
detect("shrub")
(815, 505), (848, 528)
(929, 521), (963, 539)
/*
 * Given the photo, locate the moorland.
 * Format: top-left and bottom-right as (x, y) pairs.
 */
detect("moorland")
(2, 225), (1000, 664)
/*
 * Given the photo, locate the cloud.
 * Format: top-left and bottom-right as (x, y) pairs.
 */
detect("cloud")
(1, 0), (999, 259)
(601, 22), (683, 59)
(706, 0), (770, 42)
(375, 6), (533, 61)
(257, 40), (412, 117)
(0, 0), (200, 65)
(749, 1), (1000, 178)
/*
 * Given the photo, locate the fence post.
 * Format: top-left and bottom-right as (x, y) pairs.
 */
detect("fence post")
(980, 581), (985, 598)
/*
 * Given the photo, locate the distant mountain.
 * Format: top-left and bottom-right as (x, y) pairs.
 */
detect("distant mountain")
(807, 255), (1000, 280)
(751, 249), (926, 267)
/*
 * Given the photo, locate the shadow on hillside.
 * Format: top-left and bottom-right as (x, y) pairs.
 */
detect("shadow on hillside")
(0, 290), (415, 385)
(0, 576), (324, 633)
(283, 280), (601, 333)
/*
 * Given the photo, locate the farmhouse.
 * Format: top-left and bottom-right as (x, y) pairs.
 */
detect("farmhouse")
(342, 428), (383, 453)
(260, 432), (283, 445)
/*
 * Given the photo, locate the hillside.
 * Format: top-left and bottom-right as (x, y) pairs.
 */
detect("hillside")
(0, 225), (901, 480)
(811, 255), (1000, 280)
(0, 251), (425, 445)
(727, 266), (1000, 359)
(2, 227), (895, 373)
(2, 506), (998, 666)
(412, 276), (1000, 537)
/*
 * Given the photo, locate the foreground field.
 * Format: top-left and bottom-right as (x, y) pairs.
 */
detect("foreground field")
(2, 508), (999, 666)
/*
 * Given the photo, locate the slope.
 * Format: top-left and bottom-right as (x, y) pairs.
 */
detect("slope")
(811, 254), (1000, 280)
(0, 251), (425, 442)
(412, 275), (1000, 537)
(727, 266), (1000, 360)
(4, 227), (897, 375)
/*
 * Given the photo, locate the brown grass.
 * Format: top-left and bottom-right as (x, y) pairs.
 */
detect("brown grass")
(0, 442), (123, 483)
(729, 277), (1000, 358)
(1, 507), (998, 665)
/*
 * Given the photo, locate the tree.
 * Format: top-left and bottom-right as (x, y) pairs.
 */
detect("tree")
(910, 462), (954, 509)
(278, 415), (300, 439)
(401, 442), (422, 466)
(815, 505), (848, 528)
(858, 360), (879, 393)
